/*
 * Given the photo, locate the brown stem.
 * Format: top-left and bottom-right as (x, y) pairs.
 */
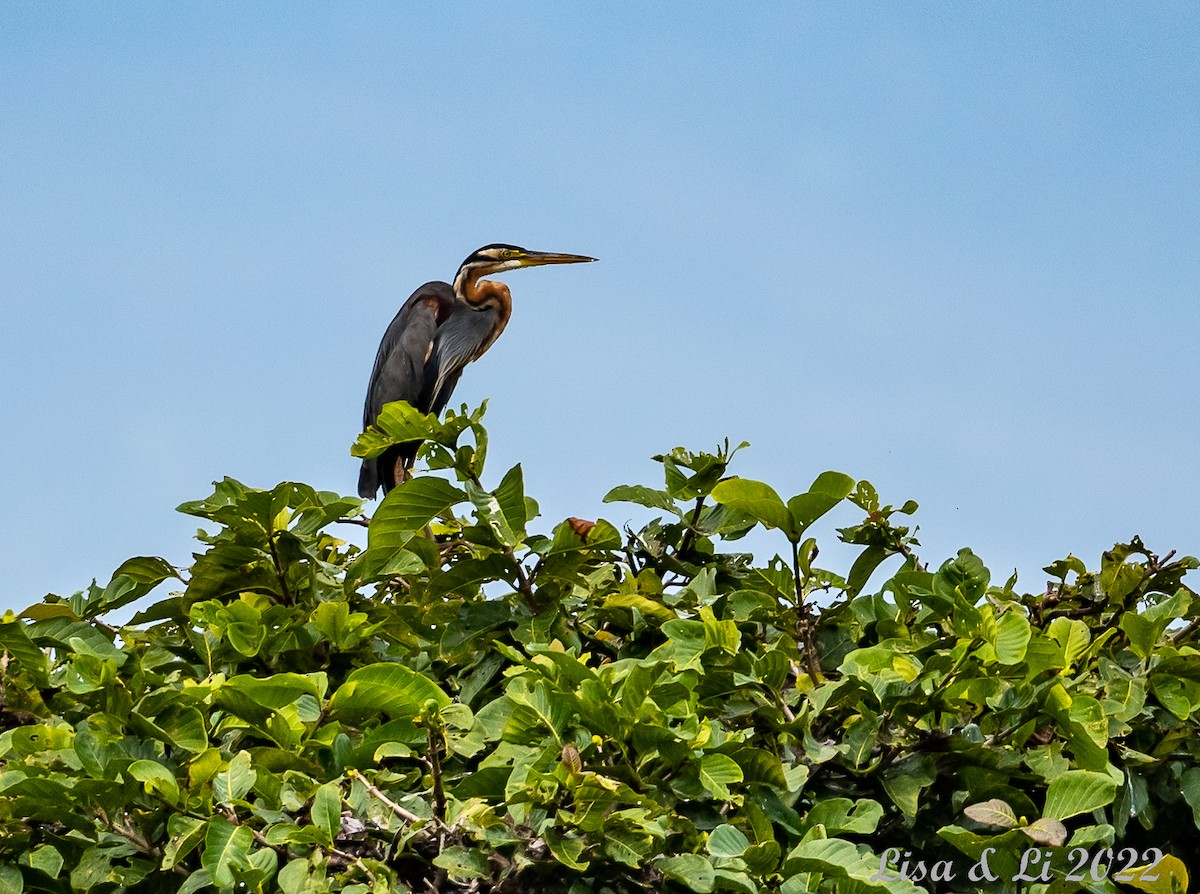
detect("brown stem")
(96, 808), (187, 877)
(623, 543), (641, 576)
(266, 533), (294, 605)
(774, 690), (797, 723)
(329, 846), (377, 884)
(1043, 601), (1105, 622)
(459, 468), (537, 609)
(1173, 617), (1200, 645)
(678, 497), (704, 556)
(427, 726), (447, 826)
(347, 769), (426, 824)
(792, 540), (821, 681)
(927, 647), (973, 704)
(506, 546), (538, 610)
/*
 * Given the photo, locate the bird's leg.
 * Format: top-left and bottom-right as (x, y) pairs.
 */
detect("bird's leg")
(390, 456), (435, 540)
(392, 455), (410, 489)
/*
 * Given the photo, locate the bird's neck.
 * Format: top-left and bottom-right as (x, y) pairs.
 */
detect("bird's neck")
(455, 271), (512, 341)
(457, 270), (511, 314)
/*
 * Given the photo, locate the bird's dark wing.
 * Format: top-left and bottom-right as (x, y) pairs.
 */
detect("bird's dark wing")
(362, 281), (455, 427)
(419, 304), (502, 417)
(359, 281), (454, 497)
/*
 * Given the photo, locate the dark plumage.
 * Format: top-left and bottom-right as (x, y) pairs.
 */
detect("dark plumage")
(358, 244), (595, 498)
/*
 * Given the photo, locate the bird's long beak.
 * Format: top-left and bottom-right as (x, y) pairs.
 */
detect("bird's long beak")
(516, 250), (597, 267)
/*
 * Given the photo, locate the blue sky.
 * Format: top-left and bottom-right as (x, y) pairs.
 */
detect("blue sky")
(2, 4), (1197, 611)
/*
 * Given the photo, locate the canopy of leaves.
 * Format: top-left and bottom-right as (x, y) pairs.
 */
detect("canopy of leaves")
(1, 403), (1197, 893)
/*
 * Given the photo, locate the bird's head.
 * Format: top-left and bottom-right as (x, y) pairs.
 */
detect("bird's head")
(453, 244), (595, 303)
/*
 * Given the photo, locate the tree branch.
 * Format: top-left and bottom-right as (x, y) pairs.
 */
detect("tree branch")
(266, 532), (295, 604)
(347, 769), (429, 826)
(678, 497), (705, 556)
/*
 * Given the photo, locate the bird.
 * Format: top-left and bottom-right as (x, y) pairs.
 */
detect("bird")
(358, 243), (596, 499)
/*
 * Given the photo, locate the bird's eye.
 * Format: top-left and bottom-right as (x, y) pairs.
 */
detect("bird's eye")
(502, 249), (520, 259)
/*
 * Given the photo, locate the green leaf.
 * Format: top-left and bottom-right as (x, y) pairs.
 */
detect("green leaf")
(163, 815), (206, 870)
(931, 550), (988, 631)
(213, 750), (257, 806)
(602, 590), (677, 624)
(698, 753), (743, 800)
(711, 479), (794, 539)
(545, 830), (589, 871)
(433, 846), (490, 882)
(202, 817), (254, 887)
(330, 662), (451, 721)
(0, 619), (49, 684)
(1121, 611), (1158, 659)
(847, 544), (890, 595)
(352, 399), (441, 458)
(804, 798), (882, 834)
(349, 545), (427, 583)
(104, 555), (180, 604)
(224, 672), (326, 708)
(1047, 616), (1091, 669)
(543, 517), (622, 556)
(707, 824), (751, 858)
(505, 679), (571, 746)
(177, 870), (212, 894)
(603, 485), (680, 514)
(0, 865), (21, 894)
(311, 781), (341, 845)
(659, 854), (715, 892)
(468, 479), (520, 547)
(1043, 769), (1119, 820)
(993, 610), (1031, 664)
(23, 845), (63, 880)
(603, 824), (654, 867)
(842, 711), (882, 767)
(1180, 767), (1200, 829)
(277, 859), (311, 894)
(493, 463), (530, 539)
(713, 869), (759, 894)
(699, 605), (740, 653)
(784, 838), (924, 893)
(427, 554), (515, 598)
(152, 704), (209, 753)
(368, 476), (466, 548)
(881, 755), (936, 817)
(786, 470), (855, 535)
(1151, 673), (1200, 720)
(128, 759), (180, 804)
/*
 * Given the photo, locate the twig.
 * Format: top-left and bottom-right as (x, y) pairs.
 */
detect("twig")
(266, 533), (294, 605)
(792, 541), (821, 681)
(1172, 616), (1200, 645)
(427, 726), (447, 825)
(775, 692), (796, 723)
(623, 543), (641, 576)
(329, 845), (377, 884)
(334, 517), (371, 528)
(678, 497), (705, 556)
(96, 808), (188, 877)
(347, 769), (427, 825)
(238, 793), (376, 883)
(460, 468), (538, 610)
(927, 647), (973, 704)
(505, 545), (538, 611)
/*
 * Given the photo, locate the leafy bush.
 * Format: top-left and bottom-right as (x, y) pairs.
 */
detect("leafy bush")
(1, 403), (1197, 893)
